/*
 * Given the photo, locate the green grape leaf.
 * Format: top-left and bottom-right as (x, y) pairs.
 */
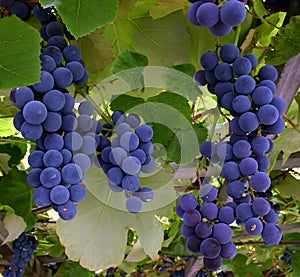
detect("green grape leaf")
(0, 167), (36, 229)
(276, 174), (300, 201)
(266, 15), (300, 66)
(0, 142), (27, 168)
(169, 63), (196, 77)
(77, 28), (115, 74)
(110, 95), (145, 113)
(0, 118), (16, 138)
(253, 0), (268, 18)
(149, 0), (187, 19)
(40, 0), (118, 39)
(0, 89), (19, 117)
(112, 51), (149, 73)
(117, 0), (138, 20)
(0, 16), (41, 89)
(161, 220), (180, 248)
(54, 260), (94, 277)
(1, 213), (26, 245)
(57, 165), (176, 271)
(104, 11), (190, 66)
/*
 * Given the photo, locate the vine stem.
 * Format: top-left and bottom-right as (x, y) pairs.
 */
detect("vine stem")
(32, 205), (52, 215)
(191, 108), (216, 121)
(0, 137), (34, 145)
(282, 113), (300, 132)
(265, 263), (279, 277)
(233, 24), (241, 46)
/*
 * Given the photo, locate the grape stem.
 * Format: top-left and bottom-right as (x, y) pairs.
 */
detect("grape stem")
(191, 108), (216, 121)
(264, 263), (279, 277)
(282, 113), (300, 133)
(32, 205), (52, 215)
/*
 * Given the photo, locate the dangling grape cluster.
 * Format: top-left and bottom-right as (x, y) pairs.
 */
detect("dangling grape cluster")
(187, 0), (247, 37)
(176, 184), (237, 271)
(10, 6), (93, 220)
(96, 110), (156, 213)
(2, 231), (39, 277)
(180, 43), (285, 271)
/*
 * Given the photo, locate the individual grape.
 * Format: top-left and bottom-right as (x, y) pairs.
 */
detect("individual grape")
(220, 0), (246, 27)
(112, 110), (125, 125)
(34, 4), (56, 24)
(109, 147), (127, 166)
(28, 150), (44, 168)
(216, 141), (232, 161)
(115, 123), (131, 137)
(205, 70), (217, 84)
(27, 168), (43, 188)
(238, 112), (259, 132)
(50, 185), (70, 205)
(137, 187), (154, 202)
(196, 2), (219, 27)
(258, 104), (279, 125)
(232, 140), (251, 159)
(263, 209), (279, 224)
(138, 141), (154, 155)
(10, 87), (34, 109)
(195, 221), (212, 239)
(252, 197), (271, 216)
(214, 81), (234, 99)
(68, 183), (86, 202)
(141, 157), (156, 173)
(229, 117), (245, 135)
(73, 153), (91, 171)
(200, 141), (216, 158)
(75, 69), (89, 85)
(61, 163), (84, 184)
(33, 185), (51, 206)
(40, 167), (61, 188)
(187, 2), (202, 26)
(63, 45), (82, 62)
(270, 96), (286, 116)
(101, 147), (112, 163)
(61, 93), (75, 114)
(239, 157), (258, 176)
(121, 156), (141, 175)
(0, 0), (14, 7)
(42, 112), (62, 133)
(65, 61), (85, 82)
(262, 223), (282, 245)
(220, 92), (235, 112)
(20, 122), (43, 141)
(244, 53), (258, 70)
(213, 223), (232, 244)
(230, 134), (248, 144)
(186, 235), (201, 253)
(119, 132), (139, 151)
(64, 132), (83, 151)
(200, 184), (218, 202)
(122, 175), (140, 192)
(32, 70), (55, 93)
(47, 35), (68, 50)
(257, 155), (270, 172)
(42, 149), (63, 167)
(106, 167), (124, 185)
(80, 136), (97, 155)
(43, 89), (66, 111)
(245, 217), (263, 236)
(250, 171), (271, 192)
(77, 114), (94, 133)
(62, 113), (77, 132)
(52, 67), (73, 88)
(218, 206), (235, 224)
(181, 224), (195, 238)
(46, 21), (64, 37)
(209, 20), (232, 37)
(200, 52), (218, 70)
(43, 46), (63, 65)
(23, 100), (48, 125)
(235, 203), (253, 222)
(214, 63), (233, 81)
(221, 161), (240, 181)
(176, 204), (185, 218)
(43, 133), (64, 150)
(126, 114), (141, 128)
(194, 70), (208, 86)
(135, 124), (153, 142)
(13, 111), (25, 131)
(200, 202), (218, 220)
(252, 86), (273, 106)
(203, 256), (222, 272)
(258, 65), (278, 81)
(262, 117), (285, 135)
(130, 149), (146, 164)
(57, 200), (77, 220)
(200, 238), (221, 259)
(234, 193), (252, 205)
(251, 136), (270, 155)
(233, 57), (252, 75)
(220, 44), (240, 63)
(179, 194), (198, 211)
(260, 79), (276, 94)
(10, 1), (29, 19)
(220, 242), (236, 260)
(126, 196), (143, 213)
(183, 209), (201, 227)
(232, 95), (251, 113)
(235, 75), (256, 95)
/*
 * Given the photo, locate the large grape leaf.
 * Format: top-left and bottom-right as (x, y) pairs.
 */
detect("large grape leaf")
(276, 174), (300, 201)
(54, 260), (94, 277)
(1, 214), (26, 245)
(266, 15), (300, 66)
(149, 0), (188, 19)
(40, 0), (118, 39)
(0, 16), (41, 89)
(57, 165), (176, 271)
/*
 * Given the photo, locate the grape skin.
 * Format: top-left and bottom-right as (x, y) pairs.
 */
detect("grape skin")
(245, 217), (263, 236)
(200, 238), (221, 259)
(183, 209), (201, 227)
(220, 0), (246, 27)
(195, 221), (212, 239)
(179, 194), (198, 211)
(196, 2), (219, 27)
(213, 223), (232, 244)
(220, 44), (240, 63)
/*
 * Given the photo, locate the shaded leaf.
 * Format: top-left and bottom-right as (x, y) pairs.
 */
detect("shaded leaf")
(1, 213), (26, 245)
(150, 0), (187, 19)
(112, 51), (148, 73)
(276, 174), (300, 201)
(254, 0), (268, 18)
(54, 260), (94, 277)
(0, 16), (40, 89)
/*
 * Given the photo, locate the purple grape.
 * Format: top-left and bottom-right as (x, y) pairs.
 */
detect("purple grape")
(179, 194), (198, 211)
(245, 217), (263, 236)
(183, 209), (201, 227)
(200, 238), (221, 259)
(195, 221), (212, 238)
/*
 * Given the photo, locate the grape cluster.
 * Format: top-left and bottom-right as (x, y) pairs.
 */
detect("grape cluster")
(176, 184), (237, 271)
(188, 0), (247, 37)
(95, 110), (156, 213)
(185, 44), (285, 271)
(280, 250), (293, 265)
(0, 0), (32, 20)
(10, 7), (92, 220)
(2, 231), (39, 277)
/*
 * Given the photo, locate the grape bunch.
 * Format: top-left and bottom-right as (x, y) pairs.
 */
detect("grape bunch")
(188, 0), (247, 37)
(176, 184), (237, 271)
(280, 250), (293, 265)
(10, 7), (93, 220)
(2, 230), (39, 277)
(95, 110), (156, 213)
(0, 0), (32, 20)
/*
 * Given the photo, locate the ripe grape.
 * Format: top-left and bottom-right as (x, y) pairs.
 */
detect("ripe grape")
(200, 238), (221, 259)
(186, 235), (202, 253)
(220, 0), (246, 27)
(52, 67), (73, 88)
(10, 87), (34, 109)
(250, 172), (271, 192)
(23, 100), (47, 125)
(122, 175), (140, 192)
(43, 89), (66, 111)
(181, 224), (195, 238)
(226, 180), (245, 199)
(200, 52), (219, 70)
(200, 202), (218, 220)
(233, 57), (252, 75)
(221, 161), (240, 181)
(200, 184), (218, 202)
(258, 65), (278, 81)
(57, 200), (77, 220)
(218, 206), (235, 224)
(195, 221), (213, 238)
(235, 75), (256, 94)
(238, 112), (259, 132)
(43, 45), (63, 65)
(50, 185), (70, 205)
(135, 124), (153, 142)
(235, 203), (253, 222)
(179, 194), (198, 211)
(252, 197), (271, 216)
(183, 209), (201, 227)
(214, 63), (233, 81)
(126, 196), (143, 213)
(262, 223), (282, 245)
(61, 163), (84, 184)
(213, 223), (232, 244)
(232, 95), (251, 113)
(251, 86), (273, 106)
(48, 35), (68, 50)
(239, 157), (258, 176)
(209, 20), (232, 36)
(220, 44), (240, 63)
(34, 186), (51, 206)
(245, 217), (263, 236)
(196, 2), (219, 27)
(220, 242), (236, 260)
(203, 256), (222, 272)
